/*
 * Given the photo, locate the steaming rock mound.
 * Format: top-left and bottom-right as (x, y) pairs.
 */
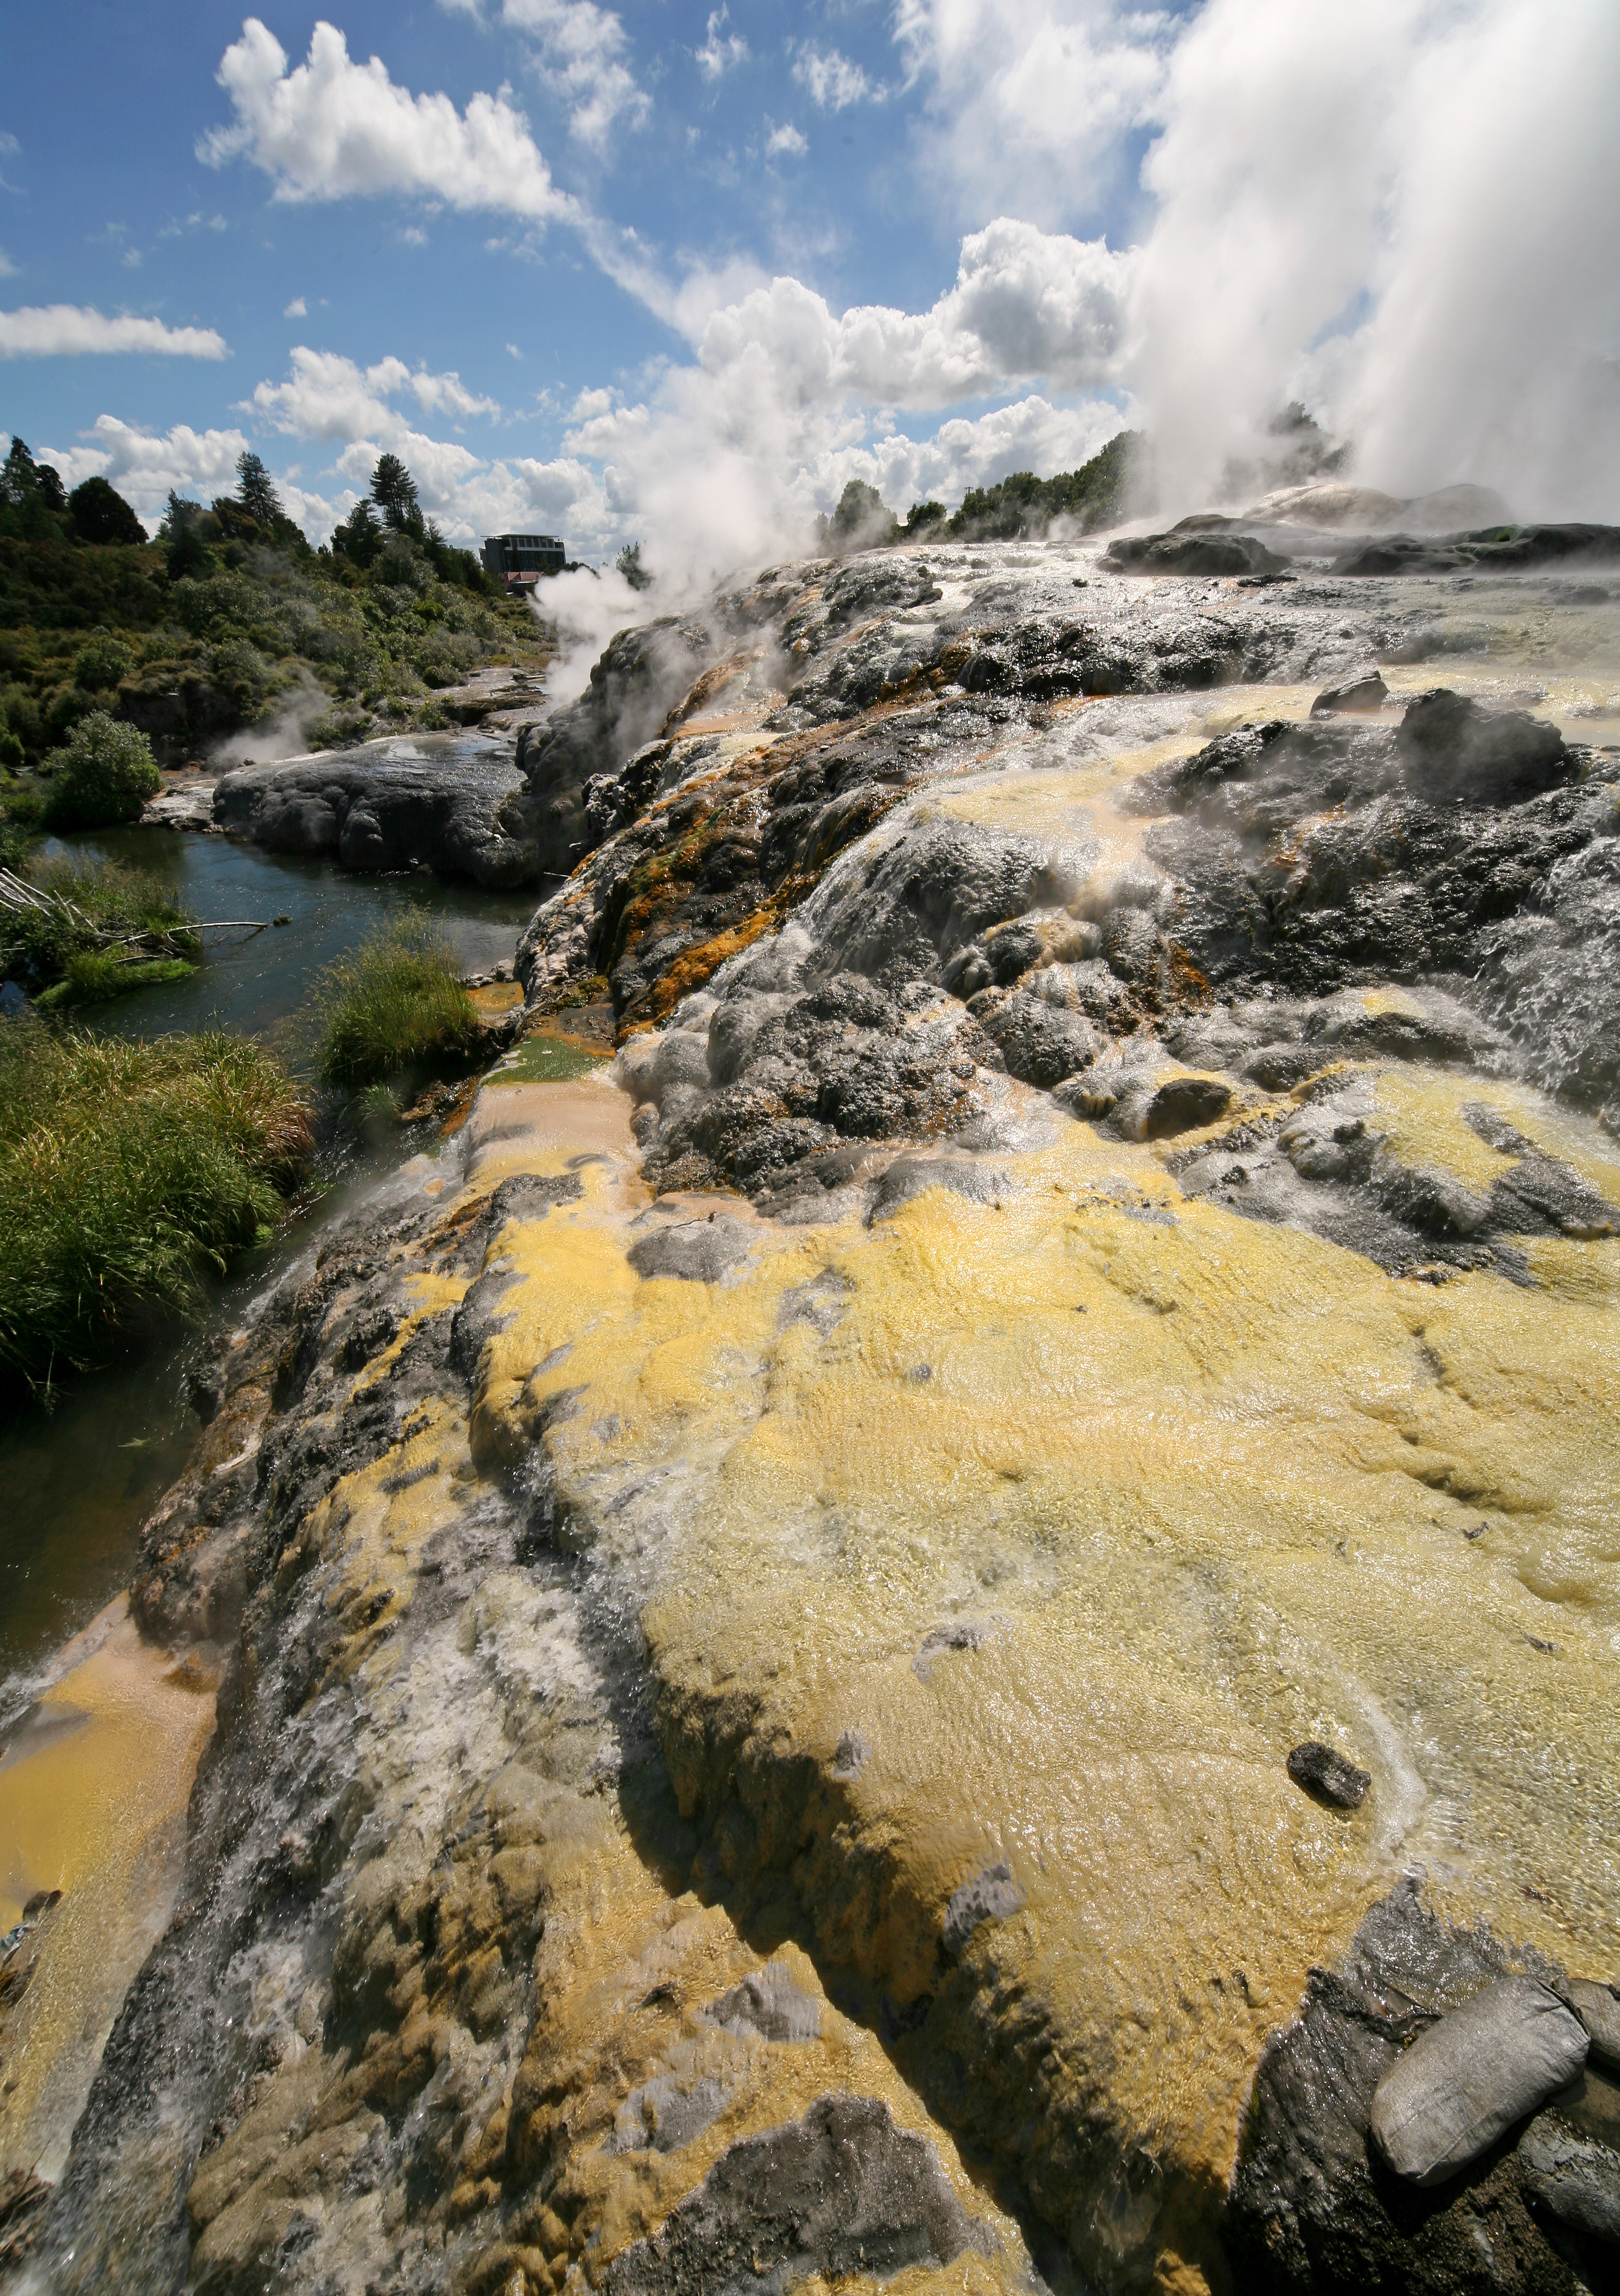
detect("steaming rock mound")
(212, 731), (544, 888)
(21, 529), (1620, 2296)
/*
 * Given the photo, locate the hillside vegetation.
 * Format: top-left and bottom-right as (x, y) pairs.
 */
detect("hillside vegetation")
(819, 428), (1145, 554)
(0, 440), (552, 780)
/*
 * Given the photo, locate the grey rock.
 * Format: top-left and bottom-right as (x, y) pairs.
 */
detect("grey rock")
(709, 1960), (822, 2045)
(599, 2094), (992, 2295)
(1396, 688), (1572, 806)
(1518, 2111), (1620, 2244)
(1104, 531), (1291, 579)
(1230, 1878), (1585, 2289)
(942, 1862), (1024, 1958)
(1138, 1075), (1232, 1139)
(610, 2074), (731, 2156)
(867, 1157), (1006, 1223)
(1286, 1741), (1370, 1809)
(213, 737), (542, 888)
(627, 1217), (752, 1284)
(1369, 1976), (1589, 2184)
(1310, 672), (1390, 717)
(1566, 1980), (1620, 2076)
(516, 618), (714, 873)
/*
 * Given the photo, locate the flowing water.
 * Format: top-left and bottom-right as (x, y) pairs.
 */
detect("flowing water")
(0, 827), (539, 1715)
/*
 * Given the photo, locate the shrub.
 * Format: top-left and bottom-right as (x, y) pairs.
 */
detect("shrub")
(72, 630), (131, 690)
(309, 916), (479, 1087)
(0, 1021), (314, 1386)
(40, 710), (161, 829)
(0, 729), (23, 775)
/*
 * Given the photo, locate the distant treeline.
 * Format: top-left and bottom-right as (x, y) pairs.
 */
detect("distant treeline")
(0, 440), (547, 774)
(819, 429), (1144, 554)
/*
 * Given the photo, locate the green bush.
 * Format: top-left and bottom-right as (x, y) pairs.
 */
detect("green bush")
(71, 630), (131, 690)
(39, 710), (161, 829)
(0, 1021), (314, 1386)
(310, 916), (479, 1087)
(0, 729), (23, 775)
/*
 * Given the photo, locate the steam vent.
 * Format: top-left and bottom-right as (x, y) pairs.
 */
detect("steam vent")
(9, 511), (1620, 2295)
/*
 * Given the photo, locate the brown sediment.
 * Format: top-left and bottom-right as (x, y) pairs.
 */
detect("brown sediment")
(0, 1600), (217, 2179)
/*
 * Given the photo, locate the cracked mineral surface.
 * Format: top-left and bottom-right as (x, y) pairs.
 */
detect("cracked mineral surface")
(5, 525), (1620, 2295)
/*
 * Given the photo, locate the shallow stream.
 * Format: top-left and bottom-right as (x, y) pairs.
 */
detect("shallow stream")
(0, 827), (538, 1718)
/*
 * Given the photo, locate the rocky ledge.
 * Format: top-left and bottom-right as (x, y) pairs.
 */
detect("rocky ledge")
(10, 525), (1620, 2296)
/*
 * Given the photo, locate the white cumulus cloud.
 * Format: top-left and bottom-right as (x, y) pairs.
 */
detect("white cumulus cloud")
(764, 120), (807, 159)
(36, 416), (250, 524)
(201, 17), (576, 222)
(893, 0), (1170, 225)
(697, 7), (749, 82)
(500, 0), (650, 149)
(791, 43), (881, 111)
(249, 347), (500, 441)
(0, 304), (229, 359)
(697, 219), (1130, 409)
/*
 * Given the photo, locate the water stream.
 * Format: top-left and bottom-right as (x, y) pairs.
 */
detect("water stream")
(0, 826), (540, 1718)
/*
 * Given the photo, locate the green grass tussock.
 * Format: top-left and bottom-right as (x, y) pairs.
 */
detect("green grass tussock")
(1, 854), (198, 999)
(311, 916), (479, 1087)
(0, 1021), (315, 1388)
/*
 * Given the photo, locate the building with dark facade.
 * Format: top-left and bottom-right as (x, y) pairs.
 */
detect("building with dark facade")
(481, 533), (566, 589)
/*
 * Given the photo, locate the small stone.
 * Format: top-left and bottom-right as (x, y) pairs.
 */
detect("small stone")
(1518, 2111), (1620, 2244)
(1369, 1976), (1590, 2185)
(1566, 1979), (1620, 2076)
(1310, 670), (1390, 716)
(942, 1862), (1024, 1957)
(1287, 1741), (1370, 1809)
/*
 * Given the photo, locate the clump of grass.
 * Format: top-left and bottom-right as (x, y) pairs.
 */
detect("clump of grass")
(310, 915), (479, 1087)
(35, 952), (197, 1008)
(0, 1020), (315, 1389)
(1, 856), (198, 998)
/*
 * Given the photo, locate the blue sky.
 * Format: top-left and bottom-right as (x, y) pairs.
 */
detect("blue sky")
(2, 3), (1616, 570)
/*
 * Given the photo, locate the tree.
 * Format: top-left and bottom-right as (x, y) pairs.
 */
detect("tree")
(67, 476), (147, 547)
(369, 453), (423, 534)
(333, 499), (383, 567)
(235, 450), (283, 529)
(160, 490), (214, 578)
(819, 479), (898, 556)
(614, 541), (653, 591)
(1, 437), (68, 530)
(40, 711), (160, 830)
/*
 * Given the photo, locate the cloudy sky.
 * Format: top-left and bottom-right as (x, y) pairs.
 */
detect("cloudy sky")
(2, 2), (1616, 578)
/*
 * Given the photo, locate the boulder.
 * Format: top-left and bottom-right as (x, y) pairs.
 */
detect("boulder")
(1104, 531), (1290, 579)
(1517, 2111), (1620, 2244)
(1395, 688), (1570, 805)
(213, 738), (543, 888)
(1310, 672), (1389, 717)
(1369, 1977), (1589, 2184)
(1566, 1979), (1620, 2076)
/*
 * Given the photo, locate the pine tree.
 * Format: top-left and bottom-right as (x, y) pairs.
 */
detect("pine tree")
(369, 453), (423, 534)
(235, 450), (283, 529)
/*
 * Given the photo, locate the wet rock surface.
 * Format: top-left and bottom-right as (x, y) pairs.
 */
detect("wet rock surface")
(15, 525), (1620, 2296)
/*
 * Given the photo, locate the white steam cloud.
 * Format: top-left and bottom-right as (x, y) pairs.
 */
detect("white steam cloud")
(1132, 0), (1620, 517)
